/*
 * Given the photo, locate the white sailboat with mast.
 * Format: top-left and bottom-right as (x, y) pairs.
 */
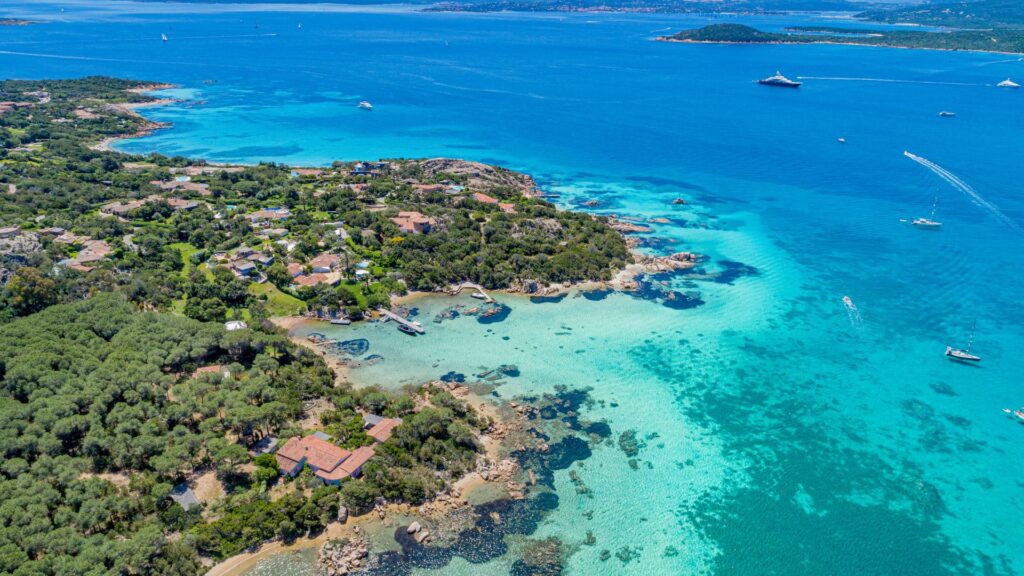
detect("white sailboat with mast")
(912, 197), (942, 229)
(946, 320), (981, 363)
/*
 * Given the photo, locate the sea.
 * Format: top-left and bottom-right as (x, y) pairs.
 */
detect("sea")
(3, 2), (1023, 574)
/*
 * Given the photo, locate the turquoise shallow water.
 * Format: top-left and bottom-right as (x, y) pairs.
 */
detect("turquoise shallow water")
(3, 2), (1023, 574)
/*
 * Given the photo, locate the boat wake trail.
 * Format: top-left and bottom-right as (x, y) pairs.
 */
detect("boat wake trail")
(797, 76), (983, 87)
(903, 151), (1022, 233)
(842, 296), (863, 330)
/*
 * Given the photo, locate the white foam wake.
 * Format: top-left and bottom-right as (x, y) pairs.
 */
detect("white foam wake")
(797, 76), (982, 87)
(903, 151), (1022, 233)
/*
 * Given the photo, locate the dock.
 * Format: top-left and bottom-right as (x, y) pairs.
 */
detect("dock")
(377, 308), (426, 334)
(449, 282), (495, 303)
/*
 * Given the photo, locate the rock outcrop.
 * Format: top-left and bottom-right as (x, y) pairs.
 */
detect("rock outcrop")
(316, 535), (368, 576)
(414, 158), (539, 196)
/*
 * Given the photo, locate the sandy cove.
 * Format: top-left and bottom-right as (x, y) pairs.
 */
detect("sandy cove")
(272, 315), (350, 386)
(91, 84), (178, 152)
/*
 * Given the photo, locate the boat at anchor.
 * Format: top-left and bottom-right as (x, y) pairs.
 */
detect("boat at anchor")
(912, 198), (942, 230)
(946, 320), (981, 363)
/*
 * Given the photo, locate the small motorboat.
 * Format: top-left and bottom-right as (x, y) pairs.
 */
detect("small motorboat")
(837, 137), (846, 144)
(330, 318), (351, 325)
(672, 197), (686, 205)
(1015, 409), (1024, 423)
(938, 111), (956, 117)
(470, 292), (487, 300)
(397, 323), (418, 335)
(358, 101), (373, 111)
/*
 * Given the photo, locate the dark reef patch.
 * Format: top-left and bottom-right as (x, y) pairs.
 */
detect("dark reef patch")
(334, 338), (370, 356)
(529, 293), (568, 304)
(581, 288), (613, 301)
(476, 303), (511, 324)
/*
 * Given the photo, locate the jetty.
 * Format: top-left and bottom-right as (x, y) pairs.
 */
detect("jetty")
(448, 282), (495, 303)
(377, 307), (426, 334)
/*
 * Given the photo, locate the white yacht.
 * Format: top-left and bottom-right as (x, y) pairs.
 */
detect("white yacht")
(358, 101), (373, 111)
(997, 78), (1020, 89)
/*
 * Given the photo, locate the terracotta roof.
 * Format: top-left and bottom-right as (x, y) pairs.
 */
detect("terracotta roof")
(275, 435), (351, 473)
(293, 273), (330, 287)
(367, 418), (402, 443)
(473, 192), (499, 204)
(309, 253), (340, 269)
(337, 446), (375, 476)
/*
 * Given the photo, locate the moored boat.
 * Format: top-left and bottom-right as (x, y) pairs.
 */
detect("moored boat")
(912, 197), (942, 229)
(938, 111), (956, 117)
(397, 323), (418, 335)
(330, 318), (351, 325)
(997, 78), (1020, 89)
(758, 71), (801, 88)
(946, 320), (981, 363)
(358, 101), (373, 111)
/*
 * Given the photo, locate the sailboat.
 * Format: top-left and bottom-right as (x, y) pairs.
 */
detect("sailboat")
(997, 78), (1020, 89)
(912, 197), (942, 229)
(161, 33), (168, 43)
(946, 320), (981, 363)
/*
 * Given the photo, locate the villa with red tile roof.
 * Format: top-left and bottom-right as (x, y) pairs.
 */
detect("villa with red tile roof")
(390, 211), (436, 234)
(275, 435), (354, 484)
(275, 435), (378, 483)
(366, 417), (403, 443)
(309, 253), (341, 273)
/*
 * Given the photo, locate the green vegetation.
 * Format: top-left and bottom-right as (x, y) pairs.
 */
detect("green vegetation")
(0, 77), (628, 323)
(0, 75), (612, 572)
(665, 23), (1024, 54)
(0, 293), (333, 574)
(859, 0), (1024, 29)
(0, 293), (490, 572)
(248, 282), (305, 316)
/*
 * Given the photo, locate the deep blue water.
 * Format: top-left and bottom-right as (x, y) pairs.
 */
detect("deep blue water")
(3, 2), (1023, 575)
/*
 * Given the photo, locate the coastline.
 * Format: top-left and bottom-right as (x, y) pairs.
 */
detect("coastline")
(655, 36), (1024, 57)
(271, 315), (351, 386)
(91, 84), (179, 152)
(206, 319), (525, 576)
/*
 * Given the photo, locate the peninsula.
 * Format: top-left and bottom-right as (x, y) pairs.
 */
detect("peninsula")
(659, 23), (1024, 55)
(0, 77), (633, 574)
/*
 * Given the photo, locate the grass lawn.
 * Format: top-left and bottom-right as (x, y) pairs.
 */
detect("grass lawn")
(168, 242), (199, 278)
(249, 282), (305, 316)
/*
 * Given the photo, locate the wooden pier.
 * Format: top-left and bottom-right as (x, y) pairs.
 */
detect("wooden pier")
(449, 282), (495, 303)
(377, 308), (426, 334)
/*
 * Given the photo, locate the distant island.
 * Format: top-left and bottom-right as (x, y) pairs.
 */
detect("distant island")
(858, 0), (1024, 29)
(0, 18), (35, 26)
(659, 23), (1024, 55)
(425, 0), (860, 14)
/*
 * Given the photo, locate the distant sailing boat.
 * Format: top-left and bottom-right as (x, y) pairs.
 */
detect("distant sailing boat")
(912, 197), (942, 229)
(946, 320), (981, 363)
(161, 33), (168, 43)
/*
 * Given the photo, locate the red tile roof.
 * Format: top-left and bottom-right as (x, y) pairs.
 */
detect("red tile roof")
(367, 418), (402, 443)
(337, 446), (375, 477)
(275, 435), (351, 473)
(473, 192), (499, 204)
